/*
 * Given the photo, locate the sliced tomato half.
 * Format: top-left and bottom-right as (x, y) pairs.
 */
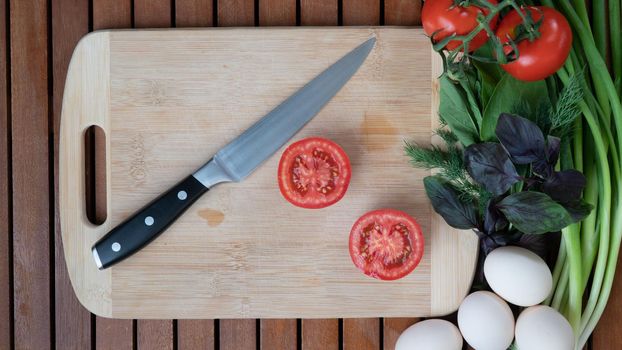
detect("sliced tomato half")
(349, 209), (424, 280)
(278, 137), (351, 209)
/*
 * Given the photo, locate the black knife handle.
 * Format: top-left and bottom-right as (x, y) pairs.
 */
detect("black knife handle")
(92, 175), (208, 270)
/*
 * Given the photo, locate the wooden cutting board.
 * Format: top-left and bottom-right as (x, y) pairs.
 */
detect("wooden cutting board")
(60, 27), (478, 319)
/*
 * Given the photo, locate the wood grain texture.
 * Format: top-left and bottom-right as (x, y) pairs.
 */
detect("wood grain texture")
(59, 28), (476, 318)
(301, 319), (339, 350)
(10, 0), (51, 348)
(220, 319), (256, 350)
(176, 0), (213, 27)
(260, 319), (297, 349)
(383, 318), (418, 349)
(135, 0), (172, 28)
(93, 0), (132, 29)
(96, 318), (134, 350)
(138, 319), (174, 350)
(218, 0), (255, 26)
(52, 0), (91, 349)
(343, 318), (379, 350)
(300, 0), (337, 25)
(259, 0), (296, 26)
(0, 0), (10, 348)
(178, 319), (214, 349)
(593, 251), (622, 348)
(384, 0), (421, 25)
(342, 0), (380, 25)
(92, 4), (135, 350)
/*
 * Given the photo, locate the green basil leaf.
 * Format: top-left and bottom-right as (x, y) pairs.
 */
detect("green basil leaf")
(481, 74), (548, 141)
(495, 113), (546, 164)
(424, 176), (478, 230)
(472, 42), (504, 107)
(497, 192), (574, 234)
(439, 75), (479, 146)
(464, 142), (519, 196)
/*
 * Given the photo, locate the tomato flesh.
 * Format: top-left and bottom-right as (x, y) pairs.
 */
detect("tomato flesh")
(496, 6), (572, 81)
(422, 0), (499, 52)
(278, 137), (351, 209)
(349, 209), (424, 280)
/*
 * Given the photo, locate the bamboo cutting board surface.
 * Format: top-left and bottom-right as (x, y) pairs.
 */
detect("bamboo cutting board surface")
(59, 27), (478, 319)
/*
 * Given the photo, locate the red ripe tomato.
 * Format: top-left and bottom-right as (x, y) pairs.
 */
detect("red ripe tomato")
(422, 0), (499, 52)
(278, 137), (351, 209)
(349, 209), (425, 280)
(496, 6), (572, 81)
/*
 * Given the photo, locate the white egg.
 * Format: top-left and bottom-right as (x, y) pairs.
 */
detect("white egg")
(458, 291), (515, 350)
(395, 319), (462, 350)
(515, 305), (574, 350)
(484, 246), (553, 306)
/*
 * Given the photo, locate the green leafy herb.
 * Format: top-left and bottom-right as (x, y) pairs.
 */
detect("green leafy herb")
(438, 75), (480, 146)
(480, 74), (549, 141)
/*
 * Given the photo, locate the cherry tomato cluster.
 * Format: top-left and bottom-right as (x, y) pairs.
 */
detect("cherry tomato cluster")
(278, 137), (425, 281)
(422, 0), (572, 81)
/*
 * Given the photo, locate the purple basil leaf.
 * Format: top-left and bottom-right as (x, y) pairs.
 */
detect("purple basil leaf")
(423, 176), (479, 230)
(517, 234), (553, 261)
(484, 199), (508, 235)
(497, 192), (574, 234)
(546, 136), (561, 164)
(464, 142), (520, 196)
(564, 199), (594, 222)
(542, 170), (587, 203)
(495, 113), (546, 164)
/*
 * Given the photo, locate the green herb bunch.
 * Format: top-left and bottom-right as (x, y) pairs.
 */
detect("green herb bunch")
(407, 113), (592, 254)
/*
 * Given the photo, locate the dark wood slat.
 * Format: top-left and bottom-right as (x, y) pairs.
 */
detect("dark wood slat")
(178, 320), (214, 349)
(52, 0), (91, 349)
(138, 320), (174, 350)
(0, 0), (10, 347)
(383, 318), (418, 350)
(384, 0), (421, 25)
(176, 0), (213, 27)
(217, 0), (255, 26)
(259, 0), (296, 26)
(133, 3), (176, 349)
(174, 2), (215, 349)
(301, 319), (339, 350)
(260, 319), (297, 349)
(300, 0), (337, 25)
(343, 318), (380, 350)
(135, 0), (172, 27)
(10, 0), (51, 348)
(96, 318), (134, 350)
(93, 0), (132, 29)
(92, 2), (135, 348)
(220, 319), (256, 350)
(593, 251), (622, 348)
(342, 0), (380, 25)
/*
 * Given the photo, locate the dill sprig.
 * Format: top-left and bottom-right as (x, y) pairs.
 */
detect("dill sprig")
(549, 71), (583, 137)
(405, 128), (482, 201)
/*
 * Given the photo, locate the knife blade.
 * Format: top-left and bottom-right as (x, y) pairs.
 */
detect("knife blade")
(92, 37), (376, 270)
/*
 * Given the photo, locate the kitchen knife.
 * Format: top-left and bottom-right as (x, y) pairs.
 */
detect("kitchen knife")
(92, 37), (376, 270)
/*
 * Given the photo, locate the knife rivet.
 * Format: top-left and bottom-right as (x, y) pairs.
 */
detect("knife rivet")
(111, 242), (121, 252)
(177, 190), (187, 200)
(145, 216), (154, 226)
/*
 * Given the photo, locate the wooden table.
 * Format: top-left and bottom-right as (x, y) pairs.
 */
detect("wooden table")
(1, 0), (620, 349)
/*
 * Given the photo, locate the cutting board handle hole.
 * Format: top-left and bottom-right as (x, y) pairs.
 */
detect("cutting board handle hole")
(84, 125), (107, 225)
